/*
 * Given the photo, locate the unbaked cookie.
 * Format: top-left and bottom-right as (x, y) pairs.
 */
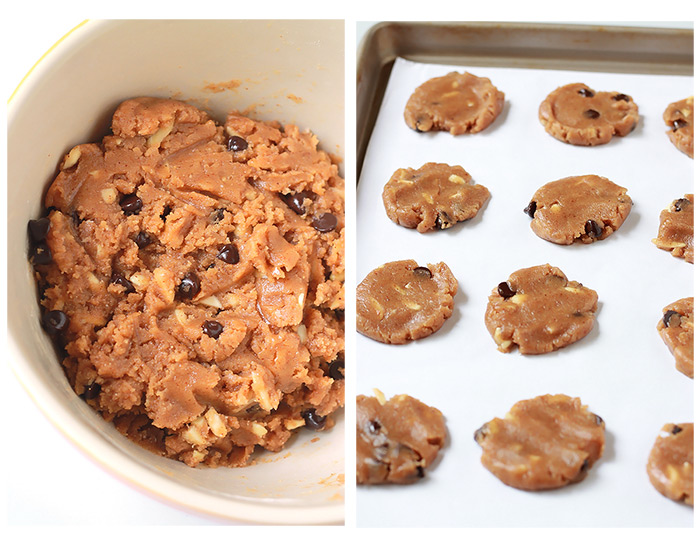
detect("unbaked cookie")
(647, 423), (694, 506)
(525, 174), (633, 244)
(404, 71), (505, 135)
(357, 260), (458, 344)
(484, 264), (598, 354)
(539, 83), (639, 146)
(357, 390), (447, 484)
(663, 97), (694, 158)
(474, 394), (605, 490)
(657, 297), (694, 379)
(652, 194), (694, 263)
(382, 163), (490, 232)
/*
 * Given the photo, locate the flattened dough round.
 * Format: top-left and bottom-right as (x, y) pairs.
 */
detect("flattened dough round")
(404, 71), (505, 135)
(647, 423), (694, 505)
(663, 97), (694, 158)
(383, 163), (490, 232)
(652, 194), (694, 264)
(484, 264), (598, 354)
(539, 83), (639, 146)
(657, 297), (694, 379)
(356, 260), (458, 344)
(357, 392), (447, 484)
(526, 175), (633, 244)
(475, 394), (606, 490)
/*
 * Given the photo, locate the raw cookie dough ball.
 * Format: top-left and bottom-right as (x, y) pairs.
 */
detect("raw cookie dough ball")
(525, 174), (633, 244)
(357, 260), (458, 344)
(538, 83), (639, 146)
(484, 264), (598, 354)
(382, 163), (490, 232)
(404, 71), (505, 135)
(474, 394), (605, 490)
(663, 97), (694, 158)
(657, 297), (694, 379)
(652, 194), (694, 263)
(647, 423), (694, 505)
(357, 391), (447, 484)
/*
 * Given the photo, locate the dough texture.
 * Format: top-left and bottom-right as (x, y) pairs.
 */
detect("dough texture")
(663, 97), (694, 158)
(652, 194), (694, 263)
(657, 297), (694, 379)
(647, 423), (694, 506)
(28, 97), (345, 468)
(382, 163), (489, 232)
(539, 83), (639, 146)
(404, 71), (505, 135)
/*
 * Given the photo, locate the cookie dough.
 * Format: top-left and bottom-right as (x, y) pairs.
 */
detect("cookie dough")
(474, 394), (605, 490)
(647, 423), (694, 506)
(382, 163), (490, 232)
(29, 97), (345, 468)
(357, 390), (447, 484)
(538, 83), (639, 146)
(484, 264), (598, 354)
(525, 175), (633, 244)
(663, 97), (694, 158)
(356, 260), (458, 344)
(657, 297), (694, 379)
(404, 71), (505, 135)
(652, 194), (694, 263)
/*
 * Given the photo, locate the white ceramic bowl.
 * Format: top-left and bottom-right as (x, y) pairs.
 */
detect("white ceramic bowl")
(7, 19), (344, 525)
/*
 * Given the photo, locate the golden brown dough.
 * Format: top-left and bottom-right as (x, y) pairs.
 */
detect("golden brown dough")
(647, 423), (694, 505)
(657, 297), (694, 379)
(663, 97), (694, 158)
(652, 195), (694, 263)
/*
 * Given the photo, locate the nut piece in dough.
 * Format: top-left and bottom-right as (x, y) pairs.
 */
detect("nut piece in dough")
(652, 194), (694, 263)
(647, 423), (694, 506)
(538, 83), (639, 146)
(357, 391), (447, 484)
(474, 394), (605, 490)
(383, 163), (490, 233)
(657, 297), (694, 379)
(357, 260), (458, 344)
(404, 71), (505, 135)
(484, 264), (598, 354)
(663, 97), (694, 158)
(525, 175), (633, 245)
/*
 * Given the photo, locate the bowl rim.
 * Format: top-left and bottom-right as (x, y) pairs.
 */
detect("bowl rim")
(7, 18), (345, 526)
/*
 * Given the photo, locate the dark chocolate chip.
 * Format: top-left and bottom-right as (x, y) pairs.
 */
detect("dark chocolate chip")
(120, 194), (143, 215)
(312, 213), (337, 233)
(178, 272), (201, 299)
(83, 382), (101, 400)
(524, 201), (537, 218)
(497, 281), (516, 299)
(585, 219), (603, 238)
(134, 231), (153, 248)
(413, 266), (433, 279)
(578, 87), (594, 98)
(367, 420), (381, 434)
(212, 208), (226, 223)
(672, 119), (688, 131)
(673, 198), (690, 212)
(110, 272), (135, 294)
(583, 109), (600, 119)
(612, 93), (630, 102)
(29, 242), (52, 266)
(216, 243), (240, 265)
(593, 414), (604, 426)
(160, 205), (172, 221)
(416, 465), (425, 478)
(202, 320), (224, 339)
(328, 357), (345, 380)
(42, 309), (69, 335)
(435, 210), (453, 230)
(279, 191), (312, 215)
(474, 423), (489, 442)
(28, 218), (51, 242)
(580, 458), (590, 473)
(302, 409), (327, 430)
(227, 135), (248, 152)
(671, 425), (683, 435)
(663, 310), (682, 328)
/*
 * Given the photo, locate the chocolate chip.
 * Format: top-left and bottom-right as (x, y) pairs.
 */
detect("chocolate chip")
(583, 109), (600, 119)
(672, 119), (688, 132)
(328, 357), (345, 380)
(302, 409), (326, 430)
(216, 243), (239, 265)
(28, 218), (51, 242)
(29, 242), (52, 266)
(280, 191), (312, 215)
(612, 93), (630, 102)
(413, 266), (433, 279)
(160, 205), (172, 221)
(367, 420), (381, 434)
(673, 198), (690, 212)
(416, 465), (425, 478)
(212, 208), (226, 223)
(524, 201), (537, 218)
(312, 213), (337, 233)
(585, 219), (603, 238)
(227, 136), (248, 152)
(134, 231), (153, 248)
(578, 88), (594, 98)
(178, 272), (201, 299)
(202, 320), (224, 339)
(435, 210), (452, 230)
(671, 425), (683, 435)
(83, 382), (101, 400)
(663, 310), (682, 328)
(110, 272), (135, 294)
(580, 458), (590, 473)
(497, 281), (516, 299)
(42, 309), (69, 335)
(593, 414), (604, 426)
(120, 194), (143, 215)
(474, 423), (489, 442)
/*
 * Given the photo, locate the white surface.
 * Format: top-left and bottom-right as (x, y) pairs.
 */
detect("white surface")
(356, 57), (693, 527)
